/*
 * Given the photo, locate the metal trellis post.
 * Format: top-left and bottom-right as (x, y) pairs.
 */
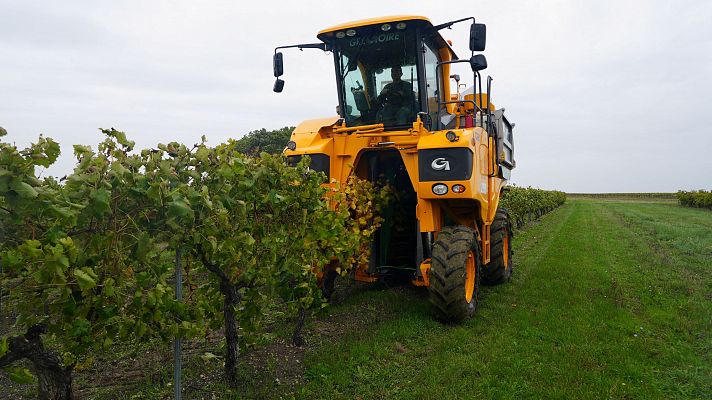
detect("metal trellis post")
(174, 247), (183, 400)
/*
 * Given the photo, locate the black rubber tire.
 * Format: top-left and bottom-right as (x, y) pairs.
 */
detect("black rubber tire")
(428, 226), (481, 323)
(482, 208), (513, 285)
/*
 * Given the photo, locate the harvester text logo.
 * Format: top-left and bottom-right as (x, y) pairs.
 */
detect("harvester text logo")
(431, 157), (451, 171)
(349, 32), (401, 47)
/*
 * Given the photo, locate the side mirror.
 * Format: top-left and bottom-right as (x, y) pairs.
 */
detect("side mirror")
(273, 52), (284, 77)
(273, 78), (284, 93)
(469, 54), (488, 72)
(470, 23), (486, 52)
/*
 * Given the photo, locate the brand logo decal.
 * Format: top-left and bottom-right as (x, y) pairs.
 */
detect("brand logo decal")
(431, 157), (451, 171)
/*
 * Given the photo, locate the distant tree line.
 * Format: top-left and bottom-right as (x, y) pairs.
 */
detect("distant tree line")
(233, 126), (294, 156)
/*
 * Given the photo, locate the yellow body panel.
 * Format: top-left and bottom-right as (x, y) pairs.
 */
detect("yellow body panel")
(294, 116), (341, 134)
(283, 16), (511, 282)
(285, 117), (507, 266)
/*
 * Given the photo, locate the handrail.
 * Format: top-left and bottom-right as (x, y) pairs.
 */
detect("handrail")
(356, 130), (417, 138)
(332, 123), (384, 134)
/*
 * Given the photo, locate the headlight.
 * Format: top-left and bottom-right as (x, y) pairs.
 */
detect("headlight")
(286, 141), (297, 151)
(432, 183), (448, 195)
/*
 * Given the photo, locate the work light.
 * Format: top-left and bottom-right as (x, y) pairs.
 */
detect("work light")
(452, 184), (466, 193)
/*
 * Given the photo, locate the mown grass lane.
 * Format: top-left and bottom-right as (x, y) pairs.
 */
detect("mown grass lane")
(297, 200), (711, 399)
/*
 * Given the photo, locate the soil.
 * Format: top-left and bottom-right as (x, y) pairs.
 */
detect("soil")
(0, 277), (407, 399)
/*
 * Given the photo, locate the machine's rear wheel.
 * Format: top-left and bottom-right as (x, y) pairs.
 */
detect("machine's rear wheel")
(482, 208), (513, 285)
(428, 226), (480, 322)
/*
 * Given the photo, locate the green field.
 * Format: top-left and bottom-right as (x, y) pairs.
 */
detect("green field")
(284, 200), (711, 399)
(3, 199), (711, 399)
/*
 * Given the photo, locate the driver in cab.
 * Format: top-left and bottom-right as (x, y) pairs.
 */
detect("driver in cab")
(376, 65), (415, 125)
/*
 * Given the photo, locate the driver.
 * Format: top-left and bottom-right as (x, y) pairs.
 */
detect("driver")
(376, 66), (415, 124)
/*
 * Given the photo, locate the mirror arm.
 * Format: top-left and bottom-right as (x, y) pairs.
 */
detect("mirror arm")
(437, 59), (468, 67)
(275, 43), (330, 53)
(433, 16), (474, 31)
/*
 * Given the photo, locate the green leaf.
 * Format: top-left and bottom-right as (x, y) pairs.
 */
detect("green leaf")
(196, 146), (210, 162)
(146, 183), (162, 203)
(106, 129), (135, 149)
(133, 232), (152, 261)
(0, 126), (7, 137)
(50, 205), (75, 221)
(110, 161), (129, 177)
(104, 278), (116, 297)
(73, 144), (93, 158)
(90, 187), (111, 215)
(7, 367), (36, 384)
(9, 179), (38, 198)
(36, 137), (61, 167)
(69, 318), (91, 338)
(168, 198), (194, 222)
(74, 269), (97, 292)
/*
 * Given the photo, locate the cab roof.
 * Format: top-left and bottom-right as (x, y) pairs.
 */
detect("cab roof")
(317, 15), (431, 38)
(317, 15), (458, 59)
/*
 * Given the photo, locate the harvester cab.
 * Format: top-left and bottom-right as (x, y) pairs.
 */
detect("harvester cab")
(274, 16), (516, 322)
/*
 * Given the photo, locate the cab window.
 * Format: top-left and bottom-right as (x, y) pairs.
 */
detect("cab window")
(335, 28), (421, 128)
(423, 41), (440, 127)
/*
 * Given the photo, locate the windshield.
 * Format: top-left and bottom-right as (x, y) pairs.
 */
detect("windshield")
(334, 28), (420, 128)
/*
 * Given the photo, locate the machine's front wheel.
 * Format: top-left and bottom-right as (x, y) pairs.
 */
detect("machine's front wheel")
(428, 226), (481, 323)
(482, 208), (513, 285)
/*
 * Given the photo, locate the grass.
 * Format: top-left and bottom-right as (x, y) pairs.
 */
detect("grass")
(295, 200), (711, 399)
(2, 200), (710, 399)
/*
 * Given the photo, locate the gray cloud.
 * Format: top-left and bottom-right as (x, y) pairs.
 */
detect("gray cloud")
(1, 0), (710, 192)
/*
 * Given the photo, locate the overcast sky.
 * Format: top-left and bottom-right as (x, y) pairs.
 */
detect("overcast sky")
(1, 0), (711, 192)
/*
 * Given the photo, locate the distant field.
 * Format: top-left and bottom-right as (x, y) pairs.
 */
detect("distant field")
(567, 193), (677, 201)
(3, 199), (710, 399)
